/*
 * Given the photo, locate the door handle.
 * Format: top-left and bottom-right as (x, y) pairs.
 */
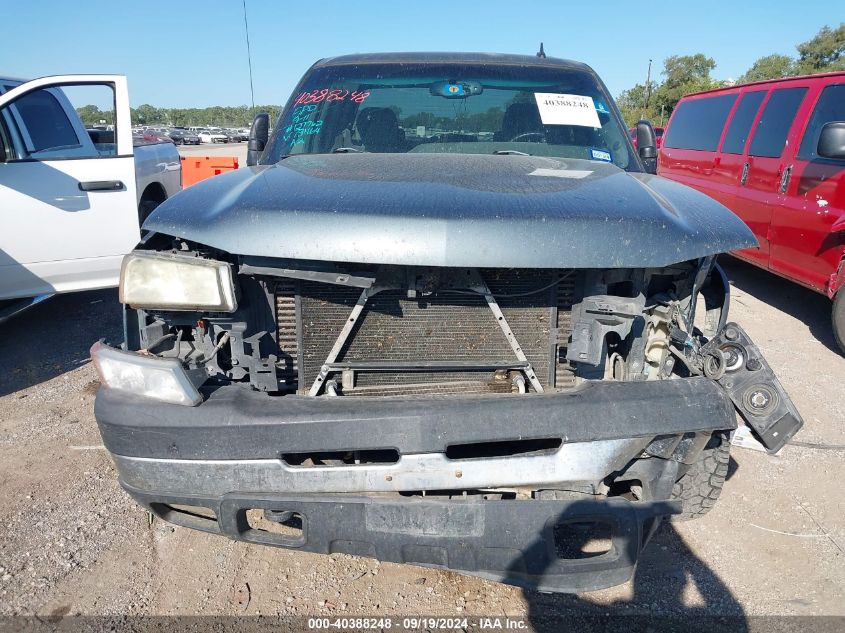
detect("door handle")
(78, 180), (125, 192)
(779, 165), (793, 194)
(740, 162), (749, 186)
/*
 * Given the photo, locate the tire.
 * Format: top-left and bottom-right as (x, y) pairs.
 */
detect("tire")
(138, 198), (160, 225)
(833, 290), (845, 355)
(670, 431), (730, 521)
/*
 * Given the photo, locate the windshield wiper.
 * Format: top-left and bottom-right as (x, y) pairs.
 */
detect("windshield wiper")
(493, 150), (530, 156)
(332, 147), (363, 153)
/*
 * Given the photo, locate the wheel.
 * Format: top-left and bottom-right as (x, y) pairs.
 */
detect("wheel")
(138, 198), (160, 225)
(833, 290), (845, 354)
(670, 431), (730, 521)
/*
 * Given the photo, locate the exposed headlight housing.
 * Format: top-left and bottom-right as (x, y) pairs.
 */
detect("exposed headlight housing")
(90, 341), (204, 406)
(119, 251), (238, 312)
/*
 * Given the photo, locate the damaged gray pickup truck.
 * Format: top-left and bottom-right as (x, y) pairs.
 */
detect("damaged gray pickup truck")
(92, 53), (803, 593)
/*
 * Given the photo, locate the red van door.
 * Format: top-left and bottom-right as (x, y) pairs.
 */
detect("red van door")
(732, 86), (809, 270)
(715, 90), (767, 266)
(769, 82), (845, 295)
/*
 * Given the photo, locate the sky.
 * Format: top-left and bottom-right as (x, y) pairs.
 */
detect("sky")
(4, 0), (839, 107)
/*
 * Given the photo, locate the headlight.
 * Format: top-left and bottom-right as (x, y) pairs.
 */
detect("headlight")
(91, 341), (204, 406)
(119, 251), (238, 312)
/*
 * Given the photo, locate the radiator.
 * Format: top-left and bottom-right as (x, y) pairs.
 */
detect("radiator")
(275, 268), (576, 395)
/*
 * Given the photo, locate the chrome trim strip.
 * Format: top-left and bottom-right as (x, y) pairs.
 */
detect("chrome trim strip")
(113, 438), (646, 496)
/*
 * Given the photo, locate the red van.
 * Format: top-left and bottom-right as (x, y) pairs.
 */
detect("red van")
(658, 72), (845, 352)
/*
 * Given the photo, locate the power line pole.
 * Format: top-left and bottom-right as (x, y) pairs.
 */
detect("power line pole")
(242, 0), (256, 113)
(643, 58), (653, 116)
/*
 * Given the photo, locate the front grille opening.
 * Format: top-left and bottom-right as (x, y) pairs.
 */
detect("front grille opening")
(282, 449), (400, 467)
(398, 489), (518, 500)
(149, 503), (220, 533)
(553, 520), (613, 559)
(445, 437), (562, 460)
(281, 268), (578, 397)
(245, 509), (304, 541)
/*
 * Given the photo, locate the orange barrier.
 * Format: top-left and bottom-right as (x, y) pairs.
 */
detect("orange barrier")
(180, 156), (240, 188)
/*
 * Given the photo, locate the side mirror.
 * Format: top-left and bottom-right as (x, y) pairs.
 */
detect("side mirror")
(246, 112), (270, 166)
(636, 119), (658, 175)
(817, 122), (845, 160)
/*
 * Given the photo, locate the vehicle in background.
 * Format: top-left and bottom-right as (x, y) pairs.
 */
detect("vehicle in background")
(658, 72), (845, 352)
(93, 52), (802, 595)
(0, 74), (181, 321)
(198, 130), (228, 143)
(140, 128), (174, 144)
(221, 129), (242, 143)
(630, 126), (664, 150)
(167, 128), (201, 145)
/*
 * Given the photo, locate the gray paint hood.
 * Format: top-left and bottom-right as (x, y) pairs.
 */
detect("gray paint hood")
(146, 153), (757, 268)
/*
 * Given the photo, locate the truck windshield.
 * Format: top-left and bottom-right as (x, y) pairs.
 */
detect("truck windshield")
(263, 62), (635, 170)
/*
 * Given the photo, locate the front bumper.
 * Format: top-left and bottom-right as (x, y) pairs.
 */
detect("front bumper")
(127, 487), (680, 593)
(94, 377), (735, 591)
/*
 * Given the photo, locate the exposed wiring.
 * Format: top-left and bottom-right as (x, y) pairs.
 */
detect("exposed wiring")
(165, 328), (184, 358)
(199, 331), (231, 364)
(441, 272), (575, 299)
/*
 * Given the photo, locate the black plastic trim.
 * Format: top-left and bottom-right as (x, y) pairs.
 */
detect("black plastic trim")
(95, 376), (736, 460)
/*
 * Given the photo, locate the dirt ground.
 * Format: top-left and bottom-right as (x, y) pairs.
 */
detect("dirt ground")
(0, 256), (843, 629)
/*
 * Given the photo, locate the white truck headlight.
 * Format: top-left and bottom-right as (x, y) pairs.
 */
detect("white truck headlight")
(91, 341), (204, 406)
(119, 251), (238, 312)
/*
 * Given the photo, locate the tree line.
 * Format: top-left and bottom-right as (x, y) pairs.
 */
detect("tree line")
(75, 23), (842, 131)
(616, 23), (843, 127)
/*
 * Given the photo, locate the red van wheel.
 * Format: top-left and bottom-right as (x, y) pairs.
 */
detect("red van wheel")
(833, 291), (845, 355)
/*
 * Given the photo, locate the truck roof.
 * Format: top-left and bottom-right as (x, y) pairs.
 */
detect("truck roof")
(313, 51), (594, 73)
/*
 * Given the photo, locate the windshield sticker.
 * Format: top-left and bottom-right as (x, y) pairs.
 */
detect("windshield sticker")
(528, 168), (593, 179)
(283, 105), (323, 146)
(594, 100), (611, 115)
(589, 148), (612, 162)
(294, 89), (371, 106)
(534, 93), (601, 128)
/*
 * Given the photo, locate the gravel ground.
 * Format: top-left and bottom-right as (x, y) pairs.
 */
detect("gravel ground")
(0, 257), (843, 630)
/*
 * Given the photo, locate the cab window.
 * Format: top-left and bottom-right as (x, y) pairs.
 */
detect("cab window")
(1, 83), (117, 160)
(721, 91), (765, 155)
(14, 90), (81, 154)
(663, 94), (736, 151)
(748, 88), (807, 158)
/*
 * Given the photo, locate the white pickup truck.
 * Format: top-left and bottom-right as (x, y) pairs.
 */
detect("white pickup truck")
(0, 74), (181, 321)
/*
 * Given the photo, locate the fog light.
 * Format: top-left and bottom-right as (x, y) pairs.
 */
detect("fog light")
(90, 341), (204, 406)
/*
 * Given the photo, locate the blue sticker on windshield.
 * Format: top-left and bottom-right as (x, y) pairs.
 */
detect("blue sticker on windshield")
(593, 99), (610, 115)
(590, 148), (612, 163)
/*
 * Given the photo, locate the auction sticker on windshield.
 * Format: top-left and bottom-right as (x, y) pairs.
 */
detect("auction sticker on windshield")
(534, 93), (601, 128)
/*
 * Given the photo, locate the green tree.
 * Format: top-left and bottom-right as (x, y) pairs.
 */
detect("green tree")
(75, 104), (109, 126)
(617, 82), (659, 127)
(795, 23), (845, 73)
(653, 54), (718, 115)
(132, 104), (166, 126)
(737, 54), (796, 84)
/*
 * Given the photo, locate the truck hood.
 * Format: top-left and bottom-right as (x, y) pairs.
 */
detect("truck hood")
(146, 153), (757, 268)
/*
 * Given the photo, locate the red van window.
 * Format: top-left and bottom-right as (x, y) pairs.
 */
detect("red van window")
(748, 88), (807, 158)
(721, 91), (765, 154)
(797, 83), (845, 161)
(663, 94), (736, 151)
